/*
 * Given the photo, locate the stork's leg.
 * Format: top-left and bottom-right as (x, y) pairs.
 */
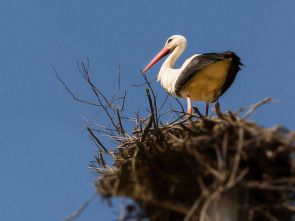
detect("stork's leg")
(206, 102), (209, 117)
(187, 94), (192, 114)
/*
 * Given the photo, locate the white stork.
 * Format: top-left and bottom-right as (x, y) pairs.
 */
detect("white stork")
(142, 35), (243, 117)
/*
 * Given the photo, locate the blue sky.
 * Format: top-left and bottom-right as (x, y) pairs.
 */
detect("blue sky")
(1, 0), (295, 220)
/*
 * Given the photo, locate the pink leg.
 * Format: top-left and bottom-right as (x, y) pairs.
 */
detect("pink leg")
(206, 103), (209, 117)
(187, 94), (192, 114)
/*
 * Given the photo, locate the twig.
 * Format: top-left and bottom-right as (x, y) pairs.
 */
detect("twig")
(199, 186), (223, 221)
(193, 106), (204, 119)
(184, 195), (204, 221)
(214, 101), (224, 119)
(226, 125), (244, 187)
(170, 94), (185, 113)
(242, 97), (271, 119)
(133, 77), (157, 87)
(146, 88), (158, 130)
(64, 192), (98, 221)
(140, 114), (153, 143)
(87, 127), (113, 156)
(51, 64), (100, 107)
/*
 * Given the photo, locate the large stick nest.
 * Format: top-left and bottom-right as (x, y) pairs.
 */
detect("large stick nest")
(95, 98), (295, 221)
(54, 60), (295, 221)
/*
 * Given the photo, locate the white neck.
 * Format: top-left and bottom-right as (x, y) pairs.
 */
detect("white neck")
(157, 43), (186, 93)
(161, 43), (186, 70)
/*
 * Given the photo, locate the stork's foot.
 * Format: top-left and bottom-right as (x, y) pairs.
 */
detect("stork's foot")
(206, 103), (209, 117)
(186, 108), (192, 118)
(186, 94), (192, 116)
(187, 107), (192, 114)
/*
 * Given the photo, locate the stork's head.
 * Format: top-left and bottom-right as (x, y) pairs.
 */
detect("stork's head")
(165, 35), (187, 51)
(142, 35), (187, 73)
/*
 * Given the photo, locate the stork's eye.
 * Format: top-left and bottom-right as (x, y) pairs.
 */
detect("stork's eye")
(168, 39), (173, 43)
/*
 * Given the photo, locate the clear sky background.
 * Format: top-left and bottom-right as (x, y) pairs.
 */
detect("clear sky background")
(1, 0), (295, 220)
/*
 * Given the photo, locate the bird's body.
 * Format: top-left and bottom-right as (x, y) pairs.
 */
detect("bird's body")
(143, 35), (243, 116)
(177, 58), (230, 102)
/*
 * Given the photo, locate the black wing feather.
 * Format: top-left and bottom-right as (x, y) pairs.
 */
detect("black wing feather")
(174, 51), (243, 102)
(218, 52), (243, 100)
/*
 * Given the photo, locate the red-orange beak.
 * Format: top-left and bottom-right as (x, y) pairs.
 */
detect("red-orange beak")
(142, 46), (171, 73)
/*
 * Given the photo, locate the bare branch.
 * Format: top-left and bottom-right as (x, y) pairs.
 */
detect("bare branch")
(64, 192), (98, 221)
(242, 97), (271, 119)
